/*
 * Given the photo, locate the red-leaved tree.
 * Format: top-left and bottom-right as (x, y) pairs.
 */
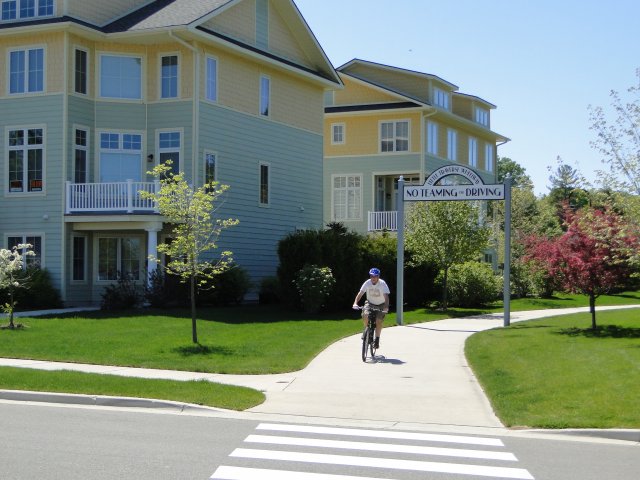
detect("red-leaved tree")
(524, 205), (639, 329)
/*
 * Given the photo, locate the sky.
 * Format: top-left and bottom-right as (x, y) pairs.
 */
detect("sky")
(294, 0), (640, 196)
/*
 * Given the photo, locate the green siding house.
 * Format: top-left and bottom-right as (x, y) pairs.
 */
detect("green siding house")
(0, 0), (341, 305)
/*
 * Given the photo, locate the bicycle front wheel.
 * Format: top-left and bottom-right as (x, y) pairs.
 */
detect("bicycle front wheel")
(361, 328), (370, 362)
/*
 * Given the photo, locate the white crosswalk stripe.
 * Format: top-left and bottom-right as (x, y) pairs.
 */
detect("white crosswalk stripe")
(210, 423), (535, 480)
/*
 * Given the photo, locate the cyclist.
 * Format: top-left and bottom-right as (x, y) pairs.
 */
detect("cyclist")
(352, 267), (390, 349)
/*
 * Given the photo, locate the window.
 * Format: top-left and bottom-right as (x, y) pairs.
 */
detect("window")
(1, 0), (53, 21)
(74, 48), (87, 94)
(98, 237), (141, 281)
(468, 137), (478, 167)
(380, 120), (409, 152)
(434, 87), (449, 109)
(160, 54), (178, 99)
(204, 151), (216, 186)
(99, 132), (142, 182)
(8, 235), (42, 268)
(475, 107), (489, 126)
(260, 75), (270, 116)
(332, 175), (361, 221)
(259, 163), (270, 205)
(74, 127), (88, 183)
(331, 123), (345, 145)
(7, 127), (44, 193)
(447, 129), (457, 161)
(100, 54), (142, 99)
(158, 130), (181, 176)
(485, 143), (494, 172)
(427, 121), (438, 155)
(72, 236), (86, 282)
(9, 47), (44, 94)
(206, 56), (217, 102)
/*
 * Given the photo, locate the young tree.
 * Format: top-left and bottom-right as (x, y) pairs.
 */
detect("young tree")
(406, 201), (490, 308)
(589, 68), (640, 195)
(0, 244), (34, 329)
(525, 206), (639, 329)
(141, 162), (238, 344)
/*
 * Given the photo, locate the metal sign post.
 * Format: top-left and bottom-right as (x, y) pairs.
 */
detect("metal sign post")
(396, 165), (512, 327)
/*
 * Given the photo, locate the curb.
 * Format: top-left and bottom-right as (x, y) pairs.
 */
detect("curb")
(0, 389), (215, 413)
(526, 428), (640, 443)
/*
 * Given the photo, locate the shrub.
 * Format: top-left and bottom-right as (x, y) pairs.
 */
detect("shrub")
(259, 276), (281, 304)
(198, 266), (252, 306)
(0, 267), (62, 311)
(293, 264), (335, 313)
(101, 274), (141, 310)
(144, 268), (171, 308)
(277, 223), (364, 310)
(439, 261), (502, 307)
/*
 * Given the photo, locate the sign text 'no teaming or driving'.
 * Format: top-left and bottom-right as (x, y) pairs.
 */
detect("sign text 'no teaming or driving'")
(404, 184), (505, 201)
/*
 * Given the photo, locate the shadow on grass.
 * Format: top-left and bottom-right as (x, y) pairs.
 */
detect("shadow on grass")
(557, 325), (640, 338)
(172, 344), (236, 357)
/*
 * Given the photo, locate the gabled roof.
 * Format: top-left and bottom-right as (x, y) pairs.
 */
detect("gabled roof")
(339, 59), (459, 91)
(338, 71), (432, 108)
(0, 0), (341, 87)
(103, 0), (235, 33)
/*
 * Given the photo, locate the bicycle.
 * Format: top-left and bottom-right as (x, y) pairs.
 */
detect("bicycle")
(354, 303), (384, 362)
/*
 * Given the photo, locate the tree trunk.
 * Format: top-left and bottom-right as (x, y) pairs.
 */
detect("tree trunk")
(8, 289), (15, 329)
(441, 267), (449, 309)
(190, 274), (198, 344)
(589, 293), (597, 330)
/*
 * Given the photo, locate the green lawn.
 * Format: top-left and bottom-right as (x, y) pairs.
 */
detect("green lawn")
(466, 308), (640, 428)
(1, 292), (639, 418)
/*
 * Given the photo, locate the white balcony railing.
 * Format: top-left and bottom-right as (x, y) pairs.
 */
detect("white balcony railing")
(65, 180), (159, 214)
(368, 211), (398, 232)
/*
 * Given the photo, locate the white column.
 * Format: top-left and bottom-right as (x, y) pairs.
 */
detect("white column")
(146, 226), (161, 284)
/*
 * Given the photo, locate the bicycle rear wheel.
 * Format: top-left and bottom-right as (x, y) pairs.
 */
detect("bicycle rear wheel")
(361, 327), (370, 362)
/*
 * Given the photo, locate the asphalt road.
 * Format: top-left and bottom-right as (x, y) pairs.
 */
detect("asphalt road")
(1, 402), (638, 480)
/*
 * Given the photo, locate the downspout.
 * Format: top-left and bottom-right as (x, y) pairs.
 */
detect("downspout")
(169, 30), (200, 185)
(61, 31), (69, 303)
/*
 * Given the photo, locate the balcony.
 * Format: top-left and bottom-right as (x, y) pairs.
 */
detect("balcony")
(65, 180), (159, 214)
(368, 211), (398, 232)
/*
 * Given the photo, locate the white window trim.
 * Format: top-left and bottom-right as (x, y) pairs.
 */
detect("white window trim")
(73, 124), (90, 183)
(468, 136), (478, 168)
(71, 234), (88, 284)
(203, 149), (217, 184)
(73, 45), (89, 96)
(259, 74), (271, 117)
(96, 129), (145, 182)
(205, 54), (218, 103)
(331, 122), (345, 145)
(485, 142), (495, 172)
(259, 161), (270, 206)
(7, 44), (46, 95)
(5, 233), (45, 268)
(5, 123), (46, 196)
(427, 120), (438, 156)
(475, 106), (489, 127)
(97, 51), (144, 101)
(379, 119), (410, 153)
(331, 173), (362, 222)
(94, 234), (144, 284)
(1, 0), (55, 21)
(155, 128), (183, 173)
(158, 51), (180, 100)
(447, 128), (457, 161)
(433, 86), (450, 110)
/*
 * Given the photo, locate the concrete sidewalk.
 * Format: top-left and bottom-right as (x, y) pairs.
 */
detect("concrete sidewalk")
(1, 305), (640, 435)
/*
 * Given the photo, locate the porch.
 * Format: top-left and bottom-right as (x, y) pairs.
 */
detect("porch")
(65, 181), (159, 214)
